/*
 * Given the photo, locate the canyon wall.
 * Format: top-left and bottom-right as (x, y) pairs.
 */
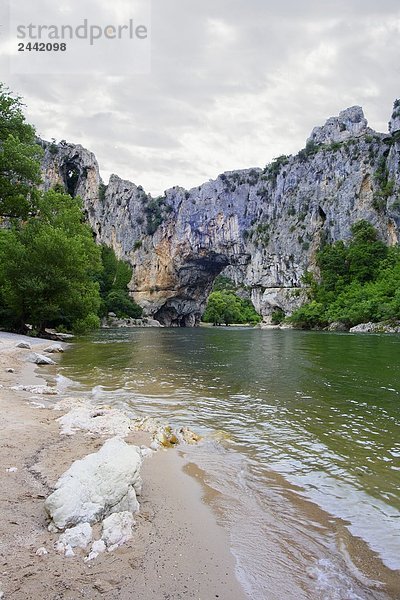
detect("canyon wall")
(40, 102), (400, 325)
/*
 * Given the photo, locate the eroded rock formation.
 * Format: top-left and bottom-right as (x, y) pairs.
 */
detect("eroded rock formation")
(40, 102), (400, 325)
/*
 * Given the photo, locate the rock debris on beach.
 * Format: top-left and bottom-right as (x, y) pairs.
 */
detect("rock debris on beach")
(26, 353), (57, 366)
(16, 341), (32, 349)
(53, 398), (202, 449)
(56, 401), (132, 437)
(11, 384), (58, 395)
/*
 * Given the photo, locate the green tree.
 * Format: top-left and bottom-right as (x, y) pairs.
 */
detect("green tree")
(0, 84), (43, 218)
(347, 220), (387, 283)
(203, 290), (260, 325)
(0, 190), (102, 333)
(317, 240), (349, 291)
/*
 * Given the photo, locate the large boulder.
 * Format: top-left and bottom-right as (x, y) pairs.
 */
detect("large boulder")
(45, 437), (142, 531)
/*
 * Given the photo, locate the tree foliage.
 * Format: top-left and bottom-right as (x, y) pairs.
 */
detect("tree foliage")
(203, 290), (261, 325)
(0, 84), (43, 218)
(0, 190), (102, 333)
(0, 84), (144, 334)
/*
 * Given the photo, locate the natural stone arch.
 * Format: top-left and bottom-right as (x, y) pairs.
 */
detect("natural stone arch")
(151, 253), (232, 327)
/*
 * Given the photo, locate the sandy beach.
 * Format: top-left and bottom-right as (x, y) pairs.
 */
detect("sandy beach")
(0, 332), (245, 600)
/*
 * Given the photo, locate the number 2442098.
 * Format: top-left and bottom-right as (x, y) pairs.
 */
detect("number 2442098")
(18, 42), (67, 51)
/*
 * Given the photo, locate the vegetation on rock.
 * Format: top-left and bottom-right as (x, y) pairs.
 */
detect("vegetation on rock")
(290, 221), (400, 329)
(97, 246), (143, 319)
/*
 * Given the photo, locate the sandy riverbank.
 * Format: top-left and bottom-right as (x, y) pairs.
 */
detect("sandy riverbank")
(0, 332), (245, 600)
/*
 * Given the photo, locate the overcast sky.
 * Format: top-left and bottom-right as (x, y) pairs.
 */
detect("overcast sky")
(2, 0), (400, 195)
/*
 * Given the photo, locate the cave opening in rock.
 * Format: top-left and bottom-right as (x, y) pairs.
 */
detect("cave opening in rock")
(63, 161), (80, 197)
(152, 254), (232, 327)
(150, 254), (259, 328)
(318, 205), (327, 222)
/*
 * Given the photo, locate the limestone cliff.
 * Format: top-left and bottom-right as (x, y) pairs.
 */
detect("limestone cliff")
(40, 102), (400, 326)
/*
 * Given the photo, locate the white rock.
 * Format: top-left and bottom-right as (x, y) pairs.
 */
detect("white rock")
(11, 384), (58, 395)
(101, 511), (134, 550)
(57, 404), (132, 437)
(57, 523), (93, 555)
(84, 539), (106, 562)
(139, 446), (154, 458)
(16, 342), (31, 349)
(35, 547), (48, 556)
(64, 545), (75, 558)
(29, 401), (46, 409)
(45, 437), (142, 530)
(26, 353), (56, 366)
(44, 344), (64, 353)
(53, 397), (85, 411)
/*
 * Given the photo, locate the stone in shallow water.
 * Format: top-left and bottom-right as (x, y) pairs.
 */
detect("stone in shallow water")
(133, 416), (202, 448)
(45, 437), (142, 531)
(44, 344), (64, 353)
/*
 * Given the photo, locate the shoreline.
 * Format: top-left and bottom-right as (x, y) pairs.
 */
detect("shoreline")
(0, 332), (245, 600)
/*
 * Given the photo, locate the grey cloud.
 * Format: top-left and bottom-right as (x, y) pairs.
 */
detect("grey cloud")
(2, 0), (399, 194)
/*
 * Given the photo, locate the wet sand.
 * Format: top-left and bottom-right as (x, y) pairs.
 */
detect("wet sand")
(0, 332), (245, 600)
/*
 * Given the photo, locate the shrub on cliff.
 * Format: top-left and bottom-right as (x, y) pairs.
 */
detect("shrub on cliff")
(97, 245), (143, 319)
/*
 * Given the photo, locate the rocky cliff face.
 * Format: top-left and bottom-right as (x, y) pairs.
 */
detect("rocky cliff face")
(40, 102), (400, 326)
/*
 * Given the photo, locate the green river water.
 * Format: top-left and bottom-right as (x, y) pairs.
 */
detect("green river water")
(57, 327), (400, 600)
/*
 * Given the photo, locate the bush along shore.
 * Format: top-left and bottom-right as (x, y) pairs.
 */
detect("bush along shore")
(285, 220), (400, 332)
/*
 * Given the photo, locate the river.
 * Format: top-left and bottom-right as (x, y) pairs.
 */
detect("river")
(57, 327), (400, 599)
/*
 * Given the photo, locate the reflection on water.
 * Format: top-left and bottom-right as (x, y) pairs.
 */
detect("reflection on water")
(59, 328), (400, 599)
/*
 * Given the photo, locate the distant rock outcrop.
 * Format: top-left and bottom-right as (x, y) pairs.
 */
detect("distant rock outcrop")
(40, 101), (400, 325)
